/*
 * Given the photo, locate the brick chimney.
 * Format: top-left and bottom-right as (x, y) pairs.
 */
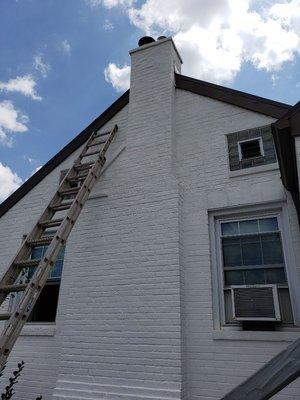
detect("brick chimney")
(126, 36), (182, 183)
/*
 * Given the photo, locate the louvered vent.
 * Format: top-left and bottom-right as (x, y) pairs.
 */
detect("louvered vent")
(231, 285), (281, 321)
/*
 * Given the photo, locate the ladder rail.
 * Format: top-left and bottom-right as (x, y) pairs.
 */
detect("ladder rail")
(0, 125), (118, 367)
(0, 126), (111, 292)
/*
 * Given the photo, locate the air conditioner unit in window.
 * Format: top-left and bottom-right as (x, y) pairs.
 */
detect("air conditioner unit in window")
(231, 285), (281, 321)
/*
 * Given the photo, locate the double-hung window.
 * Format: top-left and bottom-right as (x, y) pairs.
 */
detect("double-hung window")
(216, 214), (294, 325)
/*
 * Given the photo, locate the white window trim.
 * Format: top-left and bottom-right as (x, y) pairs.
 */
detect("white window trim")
(209, 201), (300, 330)
(20, 323), (56, 336)
(237, 137), (264, 161)
(228, 162), (279, 178)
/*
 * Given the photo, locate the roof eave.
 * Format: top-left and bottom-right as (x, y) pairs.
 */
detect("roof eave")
(175, 73), (291, 119)
(0, 90), (130, 219)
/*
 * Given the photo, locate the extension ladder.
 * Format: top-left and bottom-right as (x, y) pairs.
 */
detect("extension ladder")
(0, 124), (118, 368)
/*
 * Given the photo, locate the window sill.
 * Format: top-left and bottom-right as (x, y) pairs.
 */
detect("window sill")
(20, 323), (56, 337)
(228, 163), (279, 178)
(212, 329), (300, 342)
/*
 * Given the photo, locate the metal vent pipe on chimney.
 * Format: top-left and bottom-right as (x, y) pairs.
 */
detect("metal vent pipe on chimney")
(138, 36), (155, 47)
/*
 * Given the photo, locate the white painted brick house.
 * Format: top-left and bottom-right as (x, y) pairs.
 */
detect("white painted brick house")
(0, 37), (299, 399)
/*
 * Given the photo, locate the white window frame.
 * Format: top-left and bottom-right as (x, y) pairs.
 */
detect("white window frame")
(237, 137), (264, 161)
(209, 202), (300, 329)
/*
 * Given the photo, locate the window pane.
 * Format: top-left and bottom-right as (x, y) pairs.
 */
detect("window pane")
(244, 269), (265, 284)
(31, 246), (44, 260)
(221, 222), (239, 236)
(57, 247), (65, 260)
(241, 240), (263, 265)
(222, 242), (242, 267)
(50, 259), (63, 279)
(30, 245), (64, 279)
(261, 233), (284, 264)
(225, 270), (244, 285)
(278, 288), (294, 323)
(224, 290), (234, 322)
(265, 268), (286, 284)
(239, 219), (259, 234)
(259, 217), (278, 232)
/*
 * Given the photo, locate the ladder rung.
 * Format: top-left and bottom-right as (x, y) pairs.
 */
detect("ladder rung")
(1, 284), (28, 293)
(14, 259), (40, 269)
(0, 313), (11, 321)
(66, 176), (86, 185)
(82, 150), (100, 157)
(38, 218), (63, 228)
(50, 202), (73, 212)
(88, 140), (106, 148)
(75, 162), (94, 171)
(59, 187), (80, 196)
(93, 131), (109, 139)
(27, 236), (54, 246)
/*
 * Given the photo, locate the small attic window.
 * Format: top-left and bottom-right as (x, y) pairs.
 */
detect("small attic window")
(238, 138), (264, 161)
(227, 125), (276, 171)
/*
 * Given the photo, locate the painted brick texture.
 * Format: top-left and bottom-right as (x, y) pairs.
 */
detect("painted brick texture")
(174, 89), (300, 399)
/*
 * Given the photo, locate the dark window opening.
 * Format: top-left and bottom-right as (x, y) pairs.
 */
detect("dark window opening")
(239, 139), (262, 160)
(27, 281), (60, 323)
(242, 321), (276, 331)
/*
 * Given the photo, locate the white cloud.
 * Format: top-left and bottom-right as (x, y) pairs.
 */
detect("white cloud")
(0, 162), (22, 203)
(128, 0), (230, 33)
(0, 75), (42, 100)
(0, 100), (29, 147)
(61, 39), (71, 55)
(33, 55), (51, 78)
(102, 0), (300, 86)
(103, 19), (114, 30)
(23, 155), (37, 165)
(271, 73), (279, 86)
(104, 63), (130, 91)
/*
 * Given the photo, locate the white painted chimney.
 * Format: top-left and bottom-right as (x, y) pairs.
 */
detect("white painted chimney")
(126, 36), (183, 183)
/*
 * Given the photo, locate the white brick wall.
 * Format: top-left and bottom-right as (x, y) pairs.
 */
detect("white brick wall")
(174, 89), (300, 400)
(0, 38), (299, 399)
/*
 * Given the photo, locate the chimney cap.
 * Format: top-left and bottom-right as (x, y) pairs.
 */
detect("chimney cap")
(138, 36), (155, 47)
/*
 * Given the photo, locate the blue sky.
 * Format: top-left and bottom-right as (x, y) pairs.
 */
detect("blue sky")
(0, 0), (300, 201)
